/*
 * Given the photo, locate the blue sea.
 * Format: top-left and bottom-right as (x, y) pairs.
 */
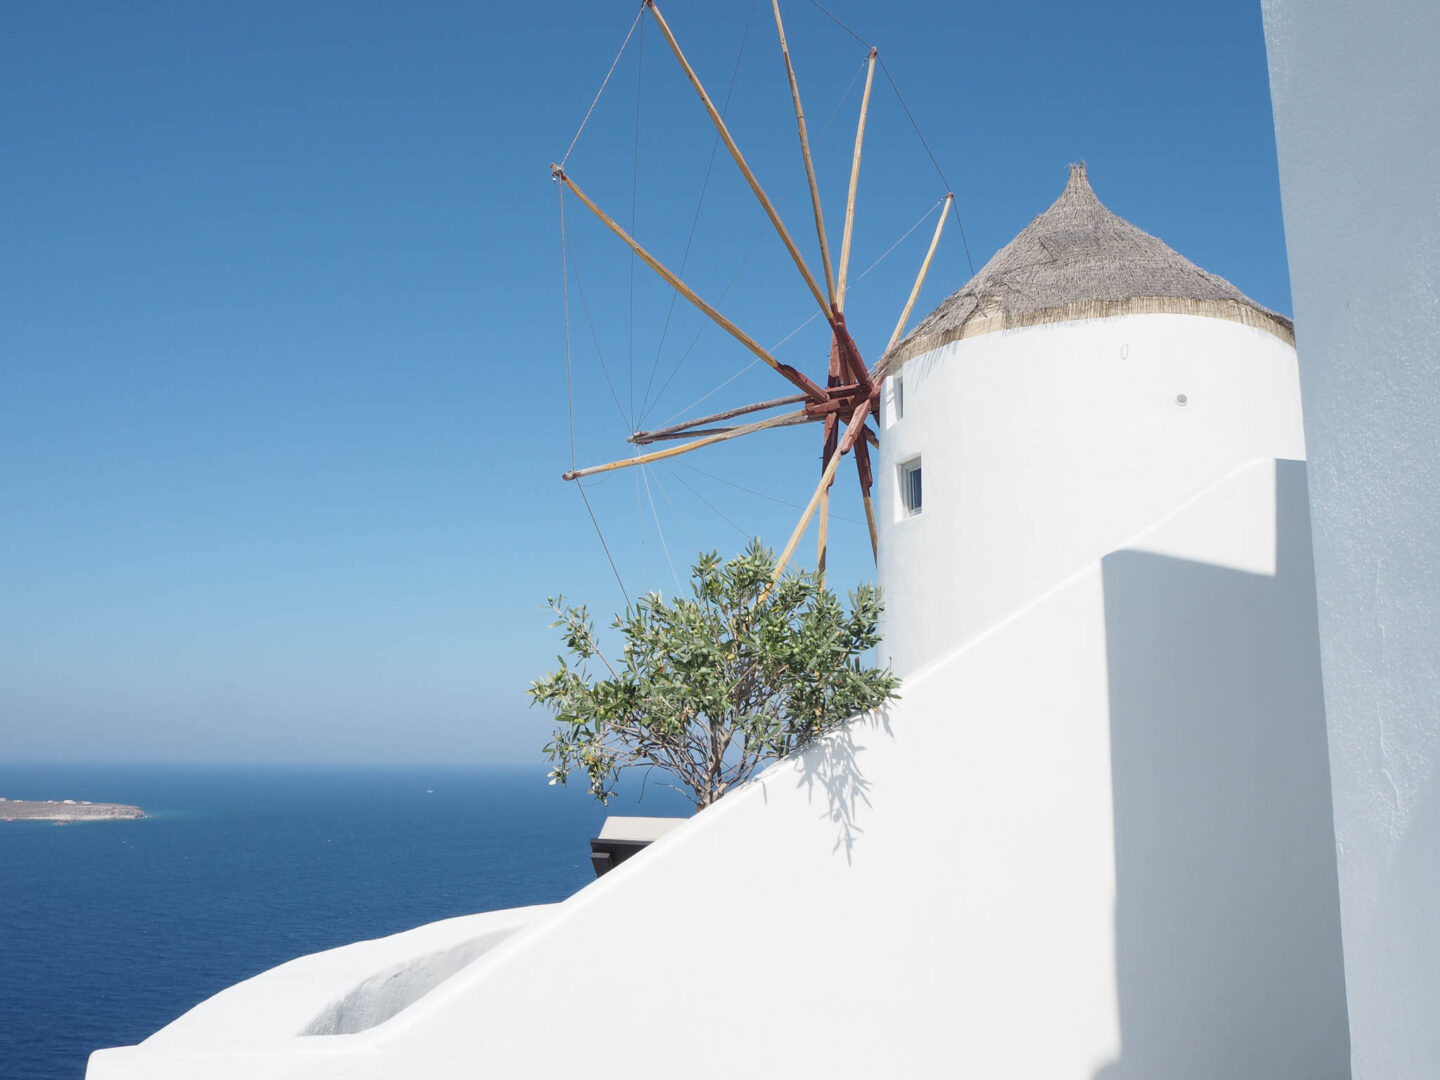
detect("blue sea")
(0, 764), (689, 1080)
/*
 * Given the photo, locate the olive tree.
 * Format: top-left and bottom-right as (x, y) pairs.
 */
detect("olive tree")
(529, 540), (899, 809)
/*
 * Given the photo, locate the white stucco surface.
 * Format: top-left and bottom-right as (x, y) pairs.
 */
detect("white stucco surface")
(875, 312), (1306, 677)
(1262, 4), (1440, 1076)
(86, 459), (1346, 1079)
(88, 906), (554, 1075)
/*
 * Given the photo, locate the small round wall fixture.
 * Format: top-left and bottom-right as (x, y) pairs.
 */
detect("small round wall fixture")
(1176, 393), (1189, 406)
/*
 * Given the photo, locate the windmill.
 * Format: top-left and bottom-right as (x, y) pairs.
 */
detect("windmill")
(551, 0), (953, 585)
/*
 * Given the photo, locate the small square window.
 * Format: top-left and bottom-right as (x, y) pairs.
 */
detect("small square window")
(899, 458), (922, 517)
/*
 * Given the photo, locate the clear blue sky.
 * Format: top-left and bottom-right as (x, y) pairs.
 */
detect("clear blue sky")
(1, 0), (1289, 763)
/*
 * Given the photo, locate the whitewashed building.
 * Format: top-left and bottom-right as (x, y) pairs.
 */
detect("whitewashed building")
(88, 166), (1349, 1079)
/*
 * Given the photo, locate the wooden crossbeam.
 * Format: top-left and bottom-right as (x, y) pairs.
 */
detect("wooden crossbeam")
(854, 437), (878, 562)
(628, 393), (808, 445)
(633, 426), (761, 442)
(563, 410), (819, 482)
(771, 399), (873, 582)
(831, 318), (873, 398)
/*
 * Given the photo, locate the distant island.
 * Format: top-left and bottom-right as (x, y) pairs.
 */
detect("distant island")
(1, 798), (145, 823)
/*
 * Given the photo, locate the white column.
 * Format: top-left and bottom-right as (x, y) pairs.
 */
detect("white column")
(1262, 2), (1440, 1076)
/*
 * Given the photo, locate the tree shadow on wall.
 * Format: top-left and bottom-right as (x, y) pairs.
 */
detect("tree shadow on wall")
(1093, 460), (1349, 1080)
(790, 707), (894, 865)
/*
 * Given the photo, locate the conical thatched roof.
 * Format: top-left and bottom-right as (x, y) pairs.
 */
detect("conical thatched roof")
(886, 164), (1293, 370)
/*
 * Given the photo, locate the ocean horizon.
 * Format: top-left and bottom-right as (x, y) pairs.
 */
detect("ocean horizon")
(0, 762), (690, 1079)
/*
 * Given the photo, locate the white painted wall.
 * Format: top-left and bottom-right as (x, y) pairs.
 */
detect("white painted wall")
(876, 313), (1305, 676)
(88, 906), (553, 1073)
(1262, 3), (1440, 1076)
(85, 459), (1346, 1079)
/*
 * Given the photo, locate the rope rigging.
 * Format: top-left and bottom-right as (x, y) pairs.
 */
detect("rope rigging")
(640, 465), (683, 593)
(675, 460), (864, 526)
(652, 467), (701, 553)
(804, 0), (976, 274)
(878, 56), (975, 275)
(563, 227), (632, 433)
(628, 16), (645, 426)
(561, 185), (632, 605)
(662, 464), (752, 542)
(559, 5), (646, 170)
(805, 0), (870, 49)
(637, 0), (761, 426)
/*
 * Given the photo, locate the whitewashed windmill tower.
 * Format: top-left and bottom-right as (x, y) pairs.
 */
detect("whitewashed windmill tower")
(874, 163), (1310, 675)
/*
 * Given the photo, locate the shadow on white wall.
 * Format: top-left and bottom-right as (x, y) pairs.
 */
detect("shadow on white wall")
(790, 708), (895, 863)
(1093, 460), (1349, 1079)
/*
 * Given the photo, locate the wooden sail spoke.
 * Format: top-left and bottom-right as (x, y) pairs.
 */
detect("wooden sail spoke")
(634, 425), (771, 442)
(562, 409), (819, 482)
(645, 0), (836, 325)
(628, 393), (808, 445)
(553, 166), (828, 404)
(836, 49), (877, 311)
(773, 0), (837, 311)
(875, 193), (952, 379)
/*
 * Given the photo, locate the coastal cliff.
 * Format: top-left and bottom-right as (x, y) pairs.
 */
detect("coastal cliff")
(0, 798), (145, 823)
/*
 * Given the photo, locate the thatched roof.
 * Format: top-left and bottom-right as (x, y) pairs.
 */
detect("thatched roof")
(886, 164), (1293, 371)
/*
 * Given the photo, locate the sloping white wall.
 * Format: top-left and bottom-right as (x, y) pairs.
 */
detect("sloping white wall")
(1262, 4), (1440, 1076)
(92, 906), (552, 1068)
(87, 459), (1346, 1079)
(876, 313), (1306, 676)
